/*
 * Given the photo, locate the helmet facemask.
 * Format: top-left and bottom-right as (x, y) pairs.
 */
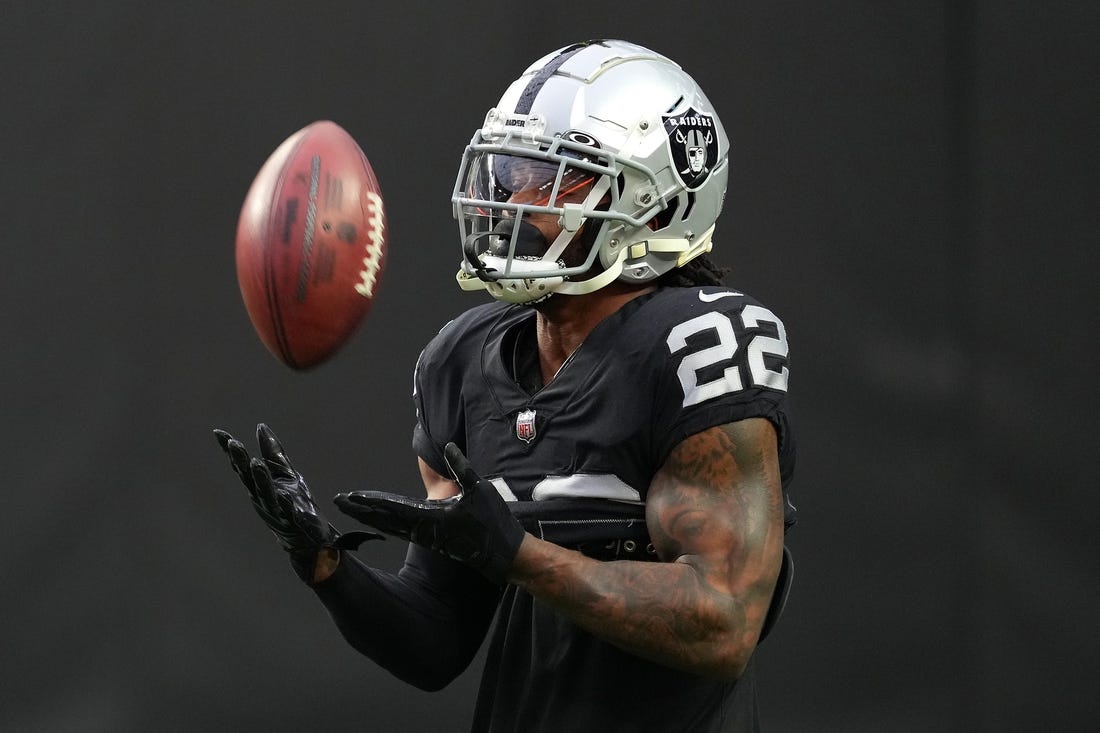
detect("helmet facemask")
(453, 121), (662, 304)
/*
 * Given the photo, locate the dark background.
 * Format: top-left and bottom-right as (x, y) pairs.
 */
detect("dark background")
(3, 2), (1097, 731)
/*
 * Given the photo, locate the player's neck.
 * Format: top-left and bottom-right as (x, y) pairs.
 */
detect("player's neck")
(533, 284), (656, 382)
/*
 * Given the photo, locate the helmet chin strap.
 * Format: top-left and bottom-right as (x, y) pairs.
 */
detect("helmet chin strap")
(552, 224), (716, 296)
(552, 247), (629, 295)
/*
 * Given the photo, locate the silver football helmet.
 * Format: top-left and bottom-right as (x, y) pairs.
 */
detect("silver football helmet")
(452, 39), (731, 304)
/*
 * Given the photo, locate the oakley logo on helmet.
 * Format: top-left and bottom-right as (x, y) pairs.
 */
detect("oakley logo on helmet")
(562, 130), (600, 148)
(663, 107), (719, 191)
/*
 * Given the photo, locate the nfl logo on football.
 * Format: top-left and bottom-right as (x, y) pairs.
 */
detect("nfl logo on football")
(515, 409), (537, 443)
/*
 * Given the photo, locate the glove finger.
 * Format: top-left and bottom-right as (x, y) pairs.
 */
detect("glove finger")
(333, 492), (426, 539)
(335, 490), (441, 511)
(332, 530), (386, 550)
(273, 486), (296, 518)
(443, 442), (481, 493)
(249, 457), (284, 517)
(332, 491), (376, 519)
(220, 435), (258, 494)
(274, 488), (325, 547)
(256, 423), (296, 479)
(213, 429), (233, 452)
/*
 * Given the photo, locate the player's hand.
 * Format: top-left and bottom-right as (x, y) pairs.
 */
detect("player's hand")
(334, 443), (525, 584)
(214, 424), (382, 582)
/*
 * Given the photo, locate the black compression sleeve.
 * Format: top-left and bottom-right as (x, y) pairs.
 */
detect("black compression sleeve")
(311, 543), (502, 691)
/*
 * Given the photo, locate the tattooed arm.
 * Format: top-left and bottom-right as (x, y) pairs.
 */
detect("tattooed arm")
(507, 417), (785, 680)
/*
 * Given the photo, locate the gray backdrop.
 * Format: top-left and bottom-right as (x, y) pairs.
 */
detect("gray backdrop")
(3, 2), (1097, 731)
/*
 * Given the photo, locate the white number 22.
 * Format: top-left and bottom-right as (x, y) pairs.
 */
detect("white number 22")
(666, 305), (789, 407)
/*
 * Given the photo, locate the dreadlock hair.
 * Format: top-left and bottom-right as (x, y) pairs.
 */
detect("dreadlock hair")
(655, 253), (731, 287)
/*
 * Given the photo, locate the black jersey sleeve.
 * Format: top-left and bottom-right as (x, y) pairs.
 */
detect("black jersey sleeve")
(311, 544), (502, 691)
(646, 288), (794, 472)
(411, 317), (467, 477)
(411, 304), (513, 477)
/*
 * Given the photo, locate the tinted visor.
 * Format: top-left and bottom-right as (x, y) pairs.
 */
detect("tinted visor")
(468, 153), (598, 208)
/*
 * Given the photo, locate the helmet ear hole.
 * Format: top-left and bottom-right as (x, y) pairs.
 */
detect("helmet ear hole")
(680, 192), (696, 222)
(648, 197), (680, 231)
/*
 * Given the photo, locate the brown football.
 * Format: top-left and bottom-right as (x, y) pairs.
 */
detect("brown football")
(235, 120), (386, 369)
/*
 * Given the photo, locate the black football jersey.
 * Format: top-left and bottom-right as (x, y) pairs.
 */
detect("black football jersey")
(411, 285), (796, 732)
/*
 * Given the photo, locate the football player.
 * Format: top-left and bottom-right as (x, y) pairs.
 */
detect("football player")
(217, 39), (797, 731)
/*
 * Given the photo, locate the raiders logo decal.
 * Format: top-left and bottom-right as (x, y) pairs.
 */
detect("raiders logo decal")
(663, 107), (719, 191)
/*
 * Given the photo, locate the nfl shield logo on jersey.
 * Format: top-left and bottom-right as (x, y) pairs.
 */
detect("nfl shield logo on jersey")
(515, 409), (537, 443)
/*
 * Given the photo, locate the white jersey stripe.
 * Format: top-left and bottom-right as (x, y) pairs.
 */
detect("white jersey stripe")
(530, 473), (642, 503)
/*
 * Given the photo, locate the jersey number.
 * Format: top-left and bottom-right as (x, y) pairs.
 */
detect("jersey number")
(666, 305), (789, 407)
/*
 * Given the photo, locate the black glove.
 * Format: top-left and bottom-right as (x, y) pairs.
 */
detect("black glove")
(334, 443), (525, 584)
(214, 424), (382, 582)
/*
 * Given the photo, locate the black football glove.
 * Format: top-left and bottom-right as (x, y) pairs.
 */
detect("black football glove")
(214, 424), (382, 582)
(334, 443), (525, 584)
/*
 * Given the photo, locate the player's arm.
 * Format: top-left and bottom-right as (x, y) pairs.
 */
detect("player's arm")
(311, 539), (501, 691)
(335, 418), (784, 680)
(215, 426), (501, 691)
(508, 417), (784, 680)
(314, 459), (497, 691)
(420, 457), (462, 499)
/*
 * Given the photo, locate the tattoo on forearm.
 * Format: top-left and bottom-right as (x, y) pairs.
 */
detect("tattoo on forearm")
(519, 421), (783, 676)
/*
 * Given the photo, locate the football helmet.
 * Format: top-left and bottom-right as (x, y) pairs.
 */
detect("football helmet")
(452, 39), (730, 304)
